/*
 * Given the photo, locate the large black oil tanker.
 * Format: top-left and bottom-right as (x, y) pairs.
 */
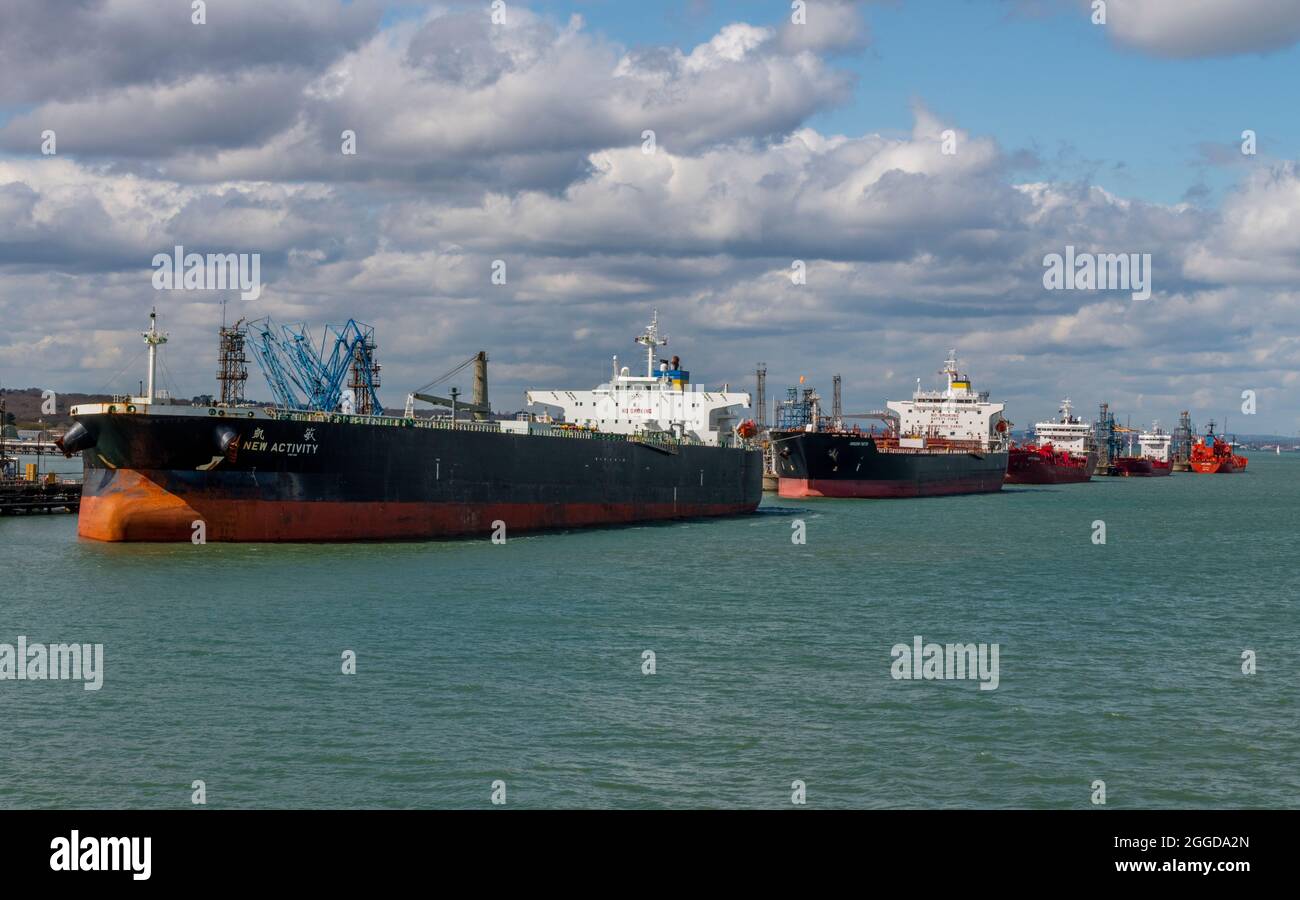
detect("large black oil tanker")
(770, 352), (1009, 499)
(59, 312), (762, 541)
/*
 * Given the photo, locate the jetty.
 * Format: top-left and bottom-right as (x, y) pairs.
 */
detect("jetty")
(0, 447), (81, 515)
(0, 439), (63, 457)
(0, 477), (81, 515)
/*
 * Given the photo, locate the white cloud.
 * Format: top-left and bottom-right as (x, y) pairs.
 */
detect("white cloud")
(0, 0), (382, 104)
(3, 6), (855, 195)
(1185, 162), (1300, 283)
(3, 3), (1300, 431)
(1103, 0), (1300, 58)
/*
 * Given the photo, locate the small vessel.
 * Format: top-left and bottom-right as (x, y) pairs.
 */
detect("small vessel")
(1005, 399), (1096, 484)
(770, 351), (1009, 498)
(1189, 421), (1248, 474)
(1112, 422), (1173, 477)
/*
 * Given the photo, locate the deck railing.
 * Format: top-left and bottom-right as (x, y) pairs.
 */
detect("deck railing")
(267, 409), (733, 450)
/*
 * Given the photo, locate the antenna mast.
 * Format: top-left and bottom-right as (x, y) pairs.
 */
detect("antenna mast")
(142, 308), (168, 402)
(942, 348), (958, 390)
(634, 310), (668, 378)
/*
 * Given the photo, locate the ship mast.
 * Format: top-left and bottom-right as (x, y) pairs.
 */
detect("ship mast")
(941, 349), (959, 396)
(929, 349), (963, 410)
(634, 310), (668, 378)
(142, 308), (168, 402)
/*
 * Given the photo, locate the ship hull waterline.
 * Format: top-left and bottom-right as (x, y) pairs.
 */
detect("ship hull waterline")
(73, 412), (764, 542)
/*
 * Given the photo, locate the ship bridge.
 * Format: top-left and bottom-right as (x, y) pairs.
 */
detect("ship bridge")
(524, 312), (750, 447)
(1033, 399), (1093, 453)
(886, 350), (1008, 450)
(1138, 422), (1172, 462)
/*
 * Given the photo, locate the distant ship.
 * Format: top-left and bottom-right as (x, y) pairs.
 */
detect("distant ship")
(1112, 422), (1173, 477)
(1005, 399), (1096, 484)
(1189, 421), (1248, 474)
(59, 311), (763, 541)
(771, 351), (1009, 498)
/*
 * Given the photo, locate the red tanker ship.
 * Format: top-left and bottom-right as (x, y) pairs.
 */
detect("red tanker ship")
(1005, 399), (1096, 484)
(1189, 422), (1248, 474)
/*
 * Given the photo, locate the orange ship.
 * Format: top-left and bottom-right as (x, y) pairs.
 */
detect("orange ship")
(1189, 422), (1248, 474)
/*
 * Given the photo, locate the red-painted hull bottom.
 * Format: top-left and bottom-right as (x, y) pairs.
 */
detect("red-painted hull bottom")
(78, 472), (756, 541)
(1005, 470), (1091, 484)
(1004, 460), (1092, 484)
(778, 476), (1004, 499)
(1189, 461), (1238, 474)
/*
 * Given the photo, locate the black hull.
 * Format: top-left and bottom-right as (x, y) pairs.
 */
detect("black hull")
(772, 431), (1007, 498)
(73, 411), (763, 541)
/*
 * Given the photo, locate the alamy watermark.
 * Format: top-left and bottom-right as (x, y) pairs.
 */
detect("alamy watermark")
(50, 831), (150, 880)
(152, 244), (261, 301)
(1, 636), (104, 690)
(890, 635), (1000, 691)
(1043, 245), (1151, 301)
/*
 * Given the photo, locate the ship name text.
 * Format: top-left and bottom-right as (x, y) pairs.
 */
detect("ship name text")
(241, 440), (320, 455)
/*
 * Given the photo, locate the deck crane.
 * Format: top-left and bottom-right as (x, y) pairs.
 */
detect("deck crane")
(404, 351), (491, 422)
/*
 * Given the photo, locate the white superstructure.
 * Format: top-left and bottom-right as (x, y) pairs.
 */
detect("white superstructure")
(887, 350), (1008, 450)
(1033, 398), (1093, 454)
(525, 312), (750, 447)
(1139, 422), (1172, 462)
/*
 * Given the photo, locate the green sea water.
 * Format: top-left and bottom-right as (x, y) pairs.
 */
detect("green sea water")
(1, 455), (1296, 809)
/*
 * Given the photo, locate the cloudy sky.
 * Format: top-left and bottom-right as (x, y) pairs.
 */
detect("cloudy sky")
(4, 0), (1300, 433)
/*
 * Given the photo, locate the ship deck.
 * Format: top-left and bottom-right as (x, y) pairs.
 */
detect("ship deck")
(70, 401), (749, 453)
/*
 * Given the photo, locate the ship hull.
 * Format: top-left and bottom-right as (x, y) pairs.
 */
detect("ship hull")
(73, 411), (763, 541)
(1004, 448), (1095, 484)
(772, 432), (1007, 499)
(1111, 457), (1171, 477)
